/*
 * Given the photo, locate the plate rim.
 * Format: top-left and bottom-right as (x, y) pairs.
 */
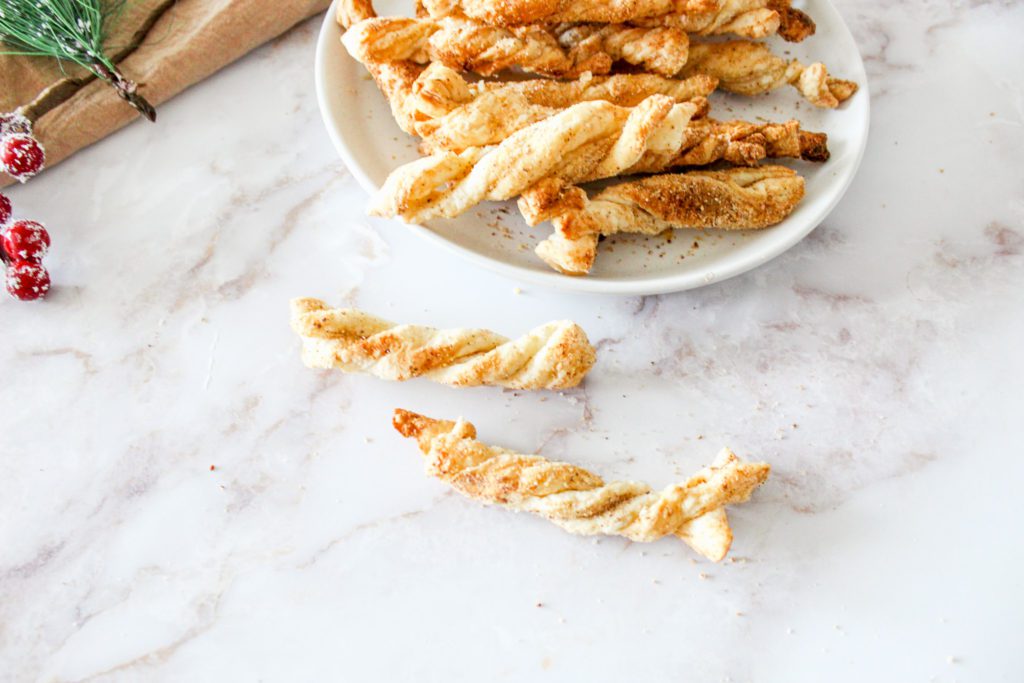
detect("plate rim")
(314, 0), (871, 296)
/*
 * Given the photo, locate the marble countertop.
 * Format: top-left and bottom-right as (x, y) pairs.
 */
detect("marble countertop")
(2, 1), (1022, 680)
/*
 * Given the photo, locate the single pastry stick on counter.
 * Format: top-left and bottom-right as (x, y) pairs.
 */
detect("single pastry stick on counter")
(524, 166), (806, 275)
(393, 409), (770, 559)
(369, 94), (827, 223)
(341, 16), (689, 78)
(291, 299), (596, 390)
(681, 40), (858, 108)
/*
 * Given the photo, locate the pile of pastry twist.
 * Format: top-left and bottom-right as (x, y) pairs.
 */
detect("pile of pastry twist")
(337, 0), (857, 274)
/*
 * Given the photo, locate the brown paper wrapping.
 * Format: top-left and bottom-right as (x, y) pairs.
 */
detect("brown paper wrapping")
(0, 0), (330, 187)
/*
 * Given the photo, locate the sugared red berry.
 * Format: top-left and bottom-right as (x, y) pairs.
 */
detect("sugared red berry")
(0, 113), (31, 137)
(5, 260), (50, 300)
(0, 193), (10, 225)
(1, 134), (45, 182)
(2, 220), (50, 262)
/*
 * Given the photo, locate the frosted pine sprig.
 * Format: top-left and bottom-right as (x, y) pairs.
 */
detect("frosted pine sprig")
(0, 0), (156, 121)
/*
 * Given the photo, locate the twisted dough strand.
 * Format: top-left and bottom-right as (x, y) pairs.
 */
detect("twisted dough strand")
(421, 0), (778, 31)
(368, 95), (701, 221)
(681, 40), (858, 108)
(528, 166), (806, 274)
(342, 16), (688, 78)
(394, 409), (770, 557)
(415, 68), (717, 153)
(291, 299), (596, 390)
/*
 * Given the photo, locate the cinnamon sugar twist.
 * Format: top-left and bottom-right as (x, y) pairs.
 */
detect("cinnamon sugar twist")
(342, 16), (688, 77)
(291, 299), (596, 390)
(681, 40), (858, 108)
(527, 166), (806, 274)
(367, 62), (716, 152)
(369, 95), (701, 221)
(394, 409), (770, 557)
(418, 72), (717, 153)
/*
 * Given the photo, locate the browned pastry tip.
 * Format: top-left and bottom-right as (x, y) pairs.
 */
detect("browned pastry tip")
(769, 0), (816, 41)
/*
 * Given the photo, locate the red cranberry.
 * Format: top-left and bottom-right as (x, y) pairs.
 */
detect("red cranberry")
(1, 134), (45, 182)
(5, 260), (50, 301)
(2, 220), (50, 262)
(0, 193), (10, 225)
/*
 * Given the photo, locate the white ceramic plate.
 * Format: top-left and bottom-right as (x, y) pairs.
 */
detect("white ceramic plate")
(315, 0), (869, 295)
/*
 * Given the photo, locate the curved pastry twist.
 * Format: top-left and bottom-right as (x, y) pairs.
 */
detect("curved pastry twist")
(528, 166), (806, 274)
(682, 40), (858, 108)
(291, 299), (596, 390)
(342, 16), (688, 78)
(394, 409), (770, 557)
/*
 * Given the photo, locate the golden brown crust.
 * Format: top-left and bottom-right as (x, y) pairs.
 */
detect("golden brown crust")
(393, 409), (770, 558)
(291, 298), (596, 390)
(682, 40), (857, 108)
(529, 166), (806, 275)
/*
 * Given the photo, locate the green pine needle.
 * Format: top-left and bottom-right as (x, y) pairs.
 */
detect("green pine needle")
(0, 0), (156, 121)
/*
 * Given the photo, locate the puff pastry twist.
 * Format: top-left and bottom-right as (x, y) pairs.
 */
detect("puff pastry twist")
(369, 95), (702, 221)
(369, 62), (716, 152)
(419, 0), (810, 42)
(682, 40), (858, 108)
(291, 299), (596, 390)
(394, 409), (770, 558)
(342, 16), (688, 78)
(527, 166), (806, 274)
(416, 71), (717, 153)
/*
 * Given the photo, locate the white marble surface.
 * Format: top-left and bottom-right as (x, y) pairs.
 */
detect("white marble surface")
(2, 1), (1023, 680)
